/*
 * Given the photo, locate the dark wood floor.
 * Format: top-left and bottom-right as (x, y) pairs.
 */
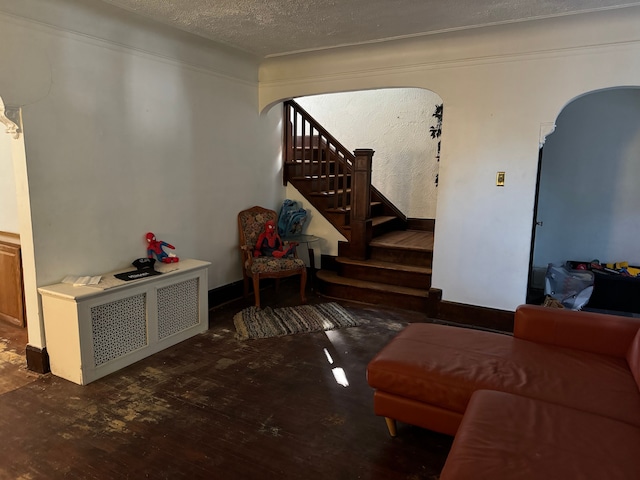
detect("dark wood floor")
(0, 282), (453, 480)
(0, 319), (37, 395)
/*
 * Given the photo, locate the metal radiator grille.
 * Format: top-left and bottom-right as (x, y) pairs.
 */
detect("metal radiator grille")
(157, 277), (200, 339)
(91, 293), (148, 366)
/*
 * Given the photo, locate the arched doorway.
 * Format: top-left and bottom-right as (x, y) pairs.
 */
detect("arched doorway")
(528, 87), (640, 308)
(280, 88), (445, 312)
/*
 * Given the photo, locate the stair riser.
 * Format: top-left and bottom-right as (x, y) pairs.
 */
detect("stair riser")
(318, 280), (432, 312)
(288, 154), (349, 170)
(370, 203), (385, 218)
(296, 177), (351, 192)
(286, 162), (337, 178)
(338, 242), (351, 257)
(372, 218), (404, 238)
(301, 194), (350, 216)
(338, 263), (431, 289)
(370, 247), (433, 268)
(292, 148), (325, 162)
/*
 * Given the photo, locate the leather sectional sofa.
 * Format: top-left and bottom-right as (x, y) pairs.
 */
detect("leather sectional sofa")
(367, 304), (640, 479)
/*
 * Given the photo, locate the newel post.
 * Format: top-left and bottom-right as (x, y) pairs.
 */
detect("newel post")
(350, 149), (374, 260)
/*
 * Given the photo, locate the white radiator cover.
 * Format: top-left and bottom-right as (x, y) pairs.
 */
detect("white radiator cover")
(91, 292), (148, 366)
(39, 259), (210, 385)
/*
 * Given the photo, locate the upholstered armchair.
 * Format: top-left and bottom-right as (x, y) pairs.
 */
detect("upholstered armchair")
(238, 206), (307, 308)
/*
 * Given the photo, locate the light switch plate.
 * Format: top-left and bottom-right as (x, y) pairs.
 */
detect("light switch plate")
(496, 171), (505, 186)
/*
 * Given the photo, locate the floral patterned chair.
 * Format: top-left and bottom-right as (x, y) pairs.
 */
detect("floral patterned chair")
(238, 206), (307, 308)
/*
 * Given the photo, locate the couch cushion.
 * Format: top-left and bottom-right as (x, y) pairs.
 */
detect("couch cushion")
(367, 323), (640, 426)
(440, 390), (640, 480)
(515, 304), (640, 357)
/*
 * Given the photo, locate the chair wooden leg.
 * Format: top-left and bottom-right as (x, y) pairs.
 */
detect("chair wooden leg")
(300, 268), (307, 304)
(384, 417), (397, 437)
(252, 276), (261, 309)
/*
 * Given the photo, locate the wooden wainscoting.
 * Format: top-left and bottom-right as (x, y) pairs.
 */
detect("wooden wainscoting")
(0, 239), (25, 327)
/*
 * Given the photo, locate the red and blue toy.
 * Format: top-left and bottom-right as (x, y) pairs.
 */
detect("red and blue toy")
(253, 220), (297, 258)
(145, 232), (179, 263)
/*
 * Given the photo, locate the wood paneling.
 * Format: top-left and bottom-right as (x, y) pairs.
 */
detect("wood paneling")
(0, 241), (25, 327)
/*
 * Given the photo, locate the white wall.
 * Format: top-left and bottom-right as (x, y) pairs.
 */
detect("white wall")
(296, 89), (441, 219)
(534, 88), (640, 267)
(260, 6), (640, 311)
(0, 127), (19, 233)
(0, 0), (283, 348)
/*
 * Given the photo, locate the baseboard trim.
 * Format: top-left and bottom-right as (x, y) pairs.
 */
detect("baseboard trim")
(436, 301), (514, 333)
(208, 280), (245, 309)
(26, 345), (50, 374)
(320, 254), (339, 272)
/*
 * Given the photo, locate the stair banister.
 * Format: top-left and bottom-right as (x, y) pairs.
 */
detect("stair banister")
(350, 149), (374, 260)
(283, 99), (407, 244)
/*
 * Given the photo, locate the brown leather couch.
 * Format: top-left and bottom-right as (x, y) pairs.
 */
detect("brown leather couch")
(367, 305), (640, 479)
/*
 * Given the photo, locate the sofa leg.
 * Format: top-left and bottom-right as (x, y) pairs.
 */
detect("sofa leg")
(384, 417), (397, 437)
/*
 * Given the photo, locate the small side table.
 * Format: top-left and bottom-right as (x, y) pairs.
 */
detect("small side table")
(283, 234), (319, 290)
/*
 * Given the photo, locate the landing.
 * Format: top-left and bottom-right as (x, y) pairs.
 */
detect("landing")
(370, 230), (434, 252)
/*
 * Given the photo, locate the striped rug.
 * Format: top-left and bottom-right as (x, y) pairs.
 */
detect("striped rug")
(233, 302), (364, 340)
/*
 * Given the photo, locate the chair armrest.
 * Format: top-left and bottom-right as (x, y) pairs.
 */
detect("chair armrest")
(514, 304), (640, 357)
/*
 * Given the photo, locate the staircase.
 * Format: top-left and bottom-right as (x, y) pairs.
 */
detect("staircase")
(283, 100), (442, 315)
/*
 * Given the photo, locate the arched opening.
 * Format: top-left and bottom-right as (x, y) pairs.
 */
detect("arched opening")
(276, 88), (445, 311)
(528, 87), (640, 312)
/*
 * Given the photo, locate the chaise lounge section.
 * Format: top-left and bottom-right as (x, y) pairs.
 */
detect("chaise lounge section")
(440, 389), (640, 479)
(367, 305), (640, 478)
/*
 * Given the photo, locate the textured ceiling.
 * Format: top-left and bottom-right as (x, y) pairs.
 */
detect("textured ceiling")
(98, 0), (640, 57)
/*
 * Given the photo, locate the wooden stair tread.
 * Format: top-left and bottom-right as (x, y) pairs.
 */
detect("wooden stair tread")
(290, 174), (349, 180)
(370, 229), (434, 251)
(372, 216), (397, 227)
(286, 159), (336, 165)
(336, 257), (432, 274)
(326, 202), (382, 214)
(325, 207), (349, 213)
(310, 189), (351, 196)
(316, 270), (430, 297)
(292, 144), (326, 149)
(284, 158), (336, 167)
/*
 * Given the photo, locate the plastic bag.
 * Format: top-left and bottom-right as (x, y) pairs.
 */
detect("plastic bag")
(544, 263), (594, 310)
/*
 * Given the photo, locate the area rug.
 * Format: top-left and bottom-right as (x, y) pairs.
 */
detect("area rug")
(233, 302), (364, 340)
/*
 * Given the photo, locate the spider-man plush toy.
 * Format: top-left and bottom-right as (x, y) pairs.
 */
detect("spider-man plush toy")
(146, 232), (179, 263)
(253, 220), (297, 258)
